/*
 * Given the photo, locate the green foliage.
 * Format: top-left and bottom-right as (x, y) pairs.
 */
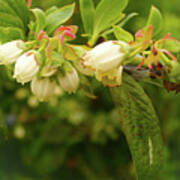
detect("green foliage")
(93, 0), (128, 34)
(113, 26), (134, 42)
(0, 0), (180, 180)
(31, 8), (46, 34)
(111, 74), (165, 179)
(145, 6), (163, 38)
(45, 3), (75, 35)
(0, 0), (30, 42)
(79, 0), (95, 35)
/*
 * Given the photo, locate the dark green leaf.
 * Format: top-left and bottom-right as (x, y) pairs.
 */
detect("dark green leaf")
(111, 73), (165, 180)
(5, 0), (30, 30)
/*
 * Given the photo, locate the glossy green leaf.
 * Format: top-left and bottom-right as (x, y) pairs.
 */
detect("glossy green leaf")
(94, 0), (128, 34)
(46, 3), (75, 35)
(32, 8), (46, 34)
(111, 73), (165, 180)
(79, 0), (95, 35)
(146, 6), (162, 37)
(113, 26), (134, 42)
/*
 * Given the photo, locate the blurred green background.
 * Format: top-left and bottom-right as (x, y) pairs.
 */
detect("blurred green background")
(0, 0), (180, 179)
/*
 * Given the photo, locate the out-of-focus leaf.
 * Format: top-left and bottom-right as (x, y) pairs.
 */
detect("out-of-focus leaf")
(79, 0), (95, 35)
(31, 8), (46, 34)
(111, 73), (165, 180)
(157, 38), (180, 53)
(0, 0), (30, 42)
(113, 26), (134, 42)
(45, 3), (75, 35)
(5, 0), (30, 31)
(146, 6), (162, 37)
(93, 0), (128, 34)
(0, 27), (25, 43)
(118, 12), (138, 27)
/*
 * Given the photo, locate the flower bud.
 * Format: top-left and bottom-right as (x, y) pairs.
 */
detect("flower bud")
(58, 67), (79, 93)
(13, 51), (39, 84)
(31, 77), (56, 101)
(82, 41), (130, 72)
(0, 40), (25, 65)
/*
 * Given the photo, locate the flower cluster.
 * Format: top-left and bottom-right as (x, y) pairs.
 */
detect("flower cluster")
(0, 26), (80, 101)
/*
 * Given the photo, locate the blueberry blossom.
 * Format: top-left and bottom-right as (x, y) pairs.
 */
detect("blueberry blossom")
(0, 40), (25, 65)
(58, 67), (79, 93)
(13, 51), (39, 84)
(82, 41), (130, 86)
(31, 77), (56, 101)
(82, 41), (130, 72)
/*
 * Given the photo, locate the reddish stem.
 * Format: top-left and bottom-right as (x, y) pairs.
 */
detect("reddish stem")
(27, 0), (32, 8)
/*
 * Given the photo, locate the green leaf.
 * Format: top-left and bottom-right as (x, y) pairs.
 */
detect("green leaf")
(79, 0), (95, 35)
(113, 26), (134, 42)
(146, 6), (163, 37)
(111, 73), (165, 180)
(0, 27), (25, 43)
(93, 0), (128, 34)
(45, 6), (58, 16)
(31, 8), (46, 34)
(157, 38), (180, 53)
(5, 0), (30, 30)
(118, 12), (138, 27)
(0, 12), (24, 29)
(0, 0), (30, 42)
(46, 3), (75, 35)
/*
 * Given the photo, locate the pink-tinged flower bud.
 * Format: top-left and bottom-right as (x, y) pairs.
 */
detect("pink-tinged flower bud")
(58, 68), (79, 93)
(0, 40), (25, 65)
(82, 41), (130, 72)
(13, 51), (39, 84)
(31, 77), (56, 101)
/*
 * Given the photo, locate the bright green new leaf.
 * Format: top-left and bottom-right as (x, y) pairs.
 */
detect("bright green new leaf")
(46, 3), (75, 35)
(146, 6), (163, 37)
(79, 0), (95, 35)
(0, 26), (25, 43)
(93, 0), (128, 34)
(111, 73), (165, 180)
(45, 6), (58, 16)
(113, 26), (134, 42)
(32, 8), (46, 34)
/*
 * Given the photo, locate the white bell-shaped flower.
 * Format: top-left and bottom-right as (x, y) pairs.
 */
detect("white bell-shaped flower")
(13, 51), (39, 84)
(0, 40), (25, 65)
(58, 67), (79, 93)
(31, 77), (56, 101)
(82, 41), (130, 72)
